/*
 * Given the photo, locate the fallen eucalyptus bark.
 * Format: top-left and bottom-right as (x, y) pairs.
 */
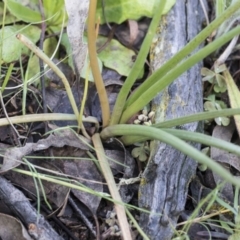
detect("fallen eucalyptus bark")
(138, 1), (207, 239)
(0, 176), (64, 240)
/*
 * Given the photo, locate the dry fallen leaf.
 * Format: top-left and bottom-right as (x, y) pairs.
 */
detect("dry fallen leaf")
(211, 122), (238, 202)
(1, 127), (90, 172)
(62, 155), (103, 214)
(0, 213), (32, 240)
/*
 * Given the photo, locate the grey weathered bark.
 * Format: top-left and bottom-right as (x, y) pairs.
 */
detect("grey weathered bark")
(0, 176), (64, 240)
(138, 1), (207, 239)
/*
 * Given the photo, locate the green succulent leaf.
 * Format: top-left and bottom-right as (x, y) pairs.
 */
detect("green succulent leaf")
(81, 57), (103, 82)
(96, 0), (176, 24)
(204, 96), (229, 126)
(0, 2), (18, 25)
(213, 84), (226, 93)
(214, 63), (227, 74)
(4, 0), (67, 30)
(216, 74), (225, 88)
(0, 25), (41, 63)
(4, 0), (41, 23)
(43, 0), (67, 29)
(97, 36), (142, 77)
(204, 101), (216, 112)
(131, 143), (150, 162)
(201, 67), (215, 77)
(201, 67), (227, 93)
(60, 33), (74, 70)
(215, 116), (230, 126)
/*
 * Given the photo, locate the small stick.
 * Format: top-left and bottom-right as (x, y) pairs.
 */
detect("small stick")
(16, 34), (91, 139)
(38, 0), (47, 133)
(16, 34), (79, 118)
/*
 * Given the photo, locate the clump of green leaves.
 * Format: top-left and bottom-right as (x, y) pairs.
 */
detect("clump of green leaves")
(204, 94), (230, 126)
(131, 142), (150, 162)
(201, 64), (227, 93)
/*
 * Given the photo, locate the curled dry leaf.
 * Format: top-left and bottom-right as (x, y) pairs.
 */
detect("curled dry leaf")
(105, 150), (125, 175)
(211, 122), (240, 172)
(0, 213), (32, 240)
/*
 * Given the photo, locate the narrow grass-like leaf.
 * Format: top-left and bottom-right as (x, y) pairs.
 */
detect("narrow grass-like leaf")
(119, 108), (240, 144)
(215, 0), (226, 18)
(180, 188), (219, 235)
(216, 195), (236, 215)
(162, 128), (240, 157)
(109, 0), (167, 125)
(0, 63), (13, 93)
(120, 25), (240, 123)
(101, 125), (240, 188)
(122, 127), (240, 158)
(154, 108), (240, 128)
(125, 1), (240, 109)
(126, 209), (150, 240)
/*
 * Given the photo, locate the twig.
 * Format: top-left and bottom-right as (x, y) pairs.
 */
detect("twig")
(16, 34), (91, 139)
(38, 0), (48, 133)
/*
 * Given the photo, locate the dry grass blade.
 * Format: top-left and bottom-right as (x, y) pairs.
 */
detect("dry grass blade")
(92, 133), (132, 240)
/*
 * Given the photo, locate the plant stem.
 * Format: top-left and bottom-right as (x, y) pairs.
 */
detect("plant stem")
(100, 124), (240, 188)
(87, 0), (110, 127)
(92, 133), (132, 240)
(0, 113), (99, 128)
(109, 0), (167, 125)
